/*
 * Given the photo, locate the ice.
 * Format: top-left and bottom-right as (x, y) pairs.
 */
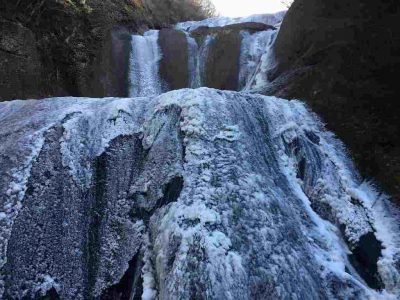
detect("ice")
(0, 89), (399, 299)
(129, 30), (165, 97)
(176, 12), (286, 32)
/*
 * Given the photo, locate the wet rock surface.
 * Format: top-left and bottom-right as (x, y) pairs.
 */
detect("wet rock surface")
(0, 19), (42, 101)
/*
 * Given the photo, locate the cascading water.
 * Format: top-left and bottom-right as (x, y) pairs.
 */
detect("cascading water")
(186, 35), (214, 89)
(245, 30), (279, 92)
(127, 13), (281, 95)
(238, 30), (276, 90)
(129, 30), (164, 97)
(186, 35), (200, 88)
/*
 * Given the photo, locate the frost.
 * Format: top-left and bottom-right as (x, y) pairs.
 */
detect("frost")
(176, 12), (286, 32)
(1, 89), (399, 299)
(34, 275), (60, 296)
(214, 125), (241, 142)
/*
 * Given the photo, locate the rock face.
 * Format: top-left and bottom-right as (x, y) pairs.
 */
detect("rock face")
(0, 0), (211, 101)
(262, 0), (400, 202)
(1, 89), (399, 299)
(190, 23), (275, 91)
(159, 29), (189, 90)
(0, 19), (42, 100)
(126, 19), (278, 97)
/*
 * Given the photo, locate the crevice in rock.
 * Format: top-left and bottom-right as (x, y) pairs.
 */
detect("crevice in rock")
(86, 151), (108, 297)
(156, 176), (184, 209)
(296, 156), (306, 181)
(130, 176), (184, 224)
(178, 121), (187, 163)
(100, 252), (144, 300)
(85, 134), (148, 298)
(348, 231), (384, 290)
(305, 130), (320, 145)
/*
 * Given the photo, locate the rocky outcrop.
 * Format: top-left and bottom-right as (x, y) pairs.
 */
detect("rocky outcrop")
(159, 29), (189, 90)
(1, 89), (399, 299)
(265, 0), (400, 202)
(0, 0), (211, 101)
(191, 22), (275, 36)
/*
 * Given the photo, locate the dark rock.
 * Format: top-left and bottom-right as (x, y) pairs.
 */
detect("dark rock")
(349, 232), (384, 290)
(190, 22), (275, 91)
(0, 0), (211, 101)
(91, 27), (132, 98)
(0, 19), (42, 100)
(268, 0), (400, 202)
(204, 31), (241, 90)
(159, 29), (189, 90)
(191, 22), (275, 36)
(100, 252), (143, 300)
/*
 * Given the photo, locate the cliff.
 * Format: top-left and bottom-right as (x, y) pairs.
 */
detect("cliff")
(265, 0), (400, 202)
(0, 0), (211, 101)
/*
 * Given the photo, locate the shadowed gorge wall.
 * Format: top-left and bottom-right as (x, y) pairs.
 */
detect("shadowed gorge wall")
(267, 0), (400, 202)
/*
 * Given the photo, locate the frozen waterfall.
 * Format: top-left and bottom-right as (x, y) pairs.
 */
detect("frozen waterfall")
(1, 89), (400, 299)
(239, 30), (276, 90)
(127, 14), (280, 96)
(186, 34), (215, 89)
(1, 11), (400, 300)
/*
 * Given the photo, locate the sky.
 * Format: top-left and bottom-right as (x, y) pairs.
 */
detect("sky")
(211, 0), (287, 17)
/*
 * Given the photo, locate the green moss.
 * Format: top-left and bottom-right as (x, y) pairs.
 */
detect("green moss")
(64, 0), (92, 14)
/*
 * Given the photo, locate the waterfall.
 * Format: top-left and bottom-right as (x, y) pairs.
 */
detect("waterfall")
(186, 35), (200, 88)
(127, 16), (279, 94)
(2, 12), (399, 300)
(238, 30), (275, 90)
(1, 89), (400, 299)
(187, 35), (214, 89)
(245, 30), (279, 91)
(129, 30), (163, 97)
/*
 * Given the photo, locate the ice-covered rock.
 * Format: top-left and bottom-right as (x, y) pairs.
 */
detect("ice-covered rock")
(0, 88), (399, 299)
(176, 12), (286, 32)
